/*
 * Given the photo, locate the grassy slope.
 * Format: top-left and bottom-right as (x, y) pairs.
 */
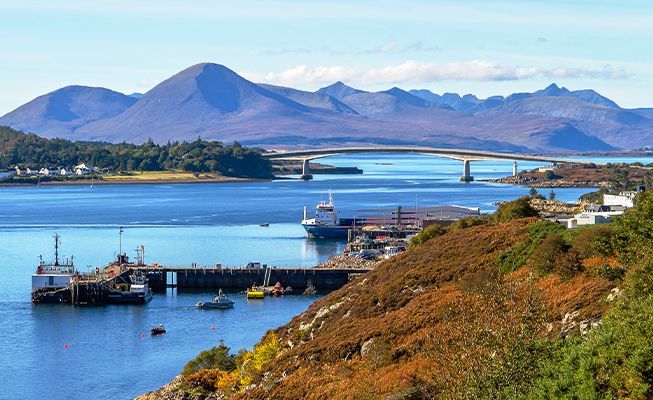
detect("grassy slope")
(235, 218), (613, 399)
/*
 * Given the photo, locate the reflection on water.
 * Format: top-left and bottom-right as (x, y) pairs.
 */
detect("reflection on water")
(302, 238), (346, 262)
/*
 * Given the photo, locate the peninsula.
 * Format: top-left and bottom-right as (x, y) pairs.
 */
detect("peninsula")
(0, 126), (273, 185)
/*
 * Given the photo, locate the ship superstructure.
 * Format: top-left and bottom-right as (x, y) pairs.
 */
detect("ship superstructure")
(301, 192), (357, 239)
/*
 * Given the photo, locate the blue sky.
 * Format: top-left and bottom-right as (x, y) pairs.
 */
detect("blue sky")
(1, 0), (652, 114)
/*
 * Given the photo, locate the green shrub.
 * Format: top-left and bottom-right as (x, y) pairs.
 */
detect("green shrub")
(579, 189), (604, 204)
(526, 262), (653, 399)
(613, 191), (653, 263)
(570, 225), (616, 259)
(182, 341), (236, 376)
(410, 224), (446, 246)
(498, 221), (564, 274)
(544, 170), (561, 180)
(530, 233), (566, 275)
(530, 233), (581, 278)
(495, 196), (539, 223)
(596, 264), (625, 281)
(447, 217), (489, 232)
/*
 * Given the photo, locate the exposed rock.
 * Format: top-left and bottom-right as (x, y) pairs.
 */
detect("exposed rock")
(135, 376), (226, 400)
(607, 287), (622, 302)
(561, 310), (581, 337)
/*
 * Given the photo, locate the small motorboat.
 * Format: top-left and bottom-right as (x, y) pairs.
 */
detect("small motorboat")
(260, 223), (270, 227)
(196, 289), (235, 309)
(247, 286), (265, 299)
(151, 324), (166, 336)
(303, 280), (317, 295)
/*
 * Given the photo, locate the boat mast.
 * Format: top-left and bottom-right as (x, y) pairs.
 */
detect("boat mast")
(53, 233), (60, 266)
(119, 226), (124, 257)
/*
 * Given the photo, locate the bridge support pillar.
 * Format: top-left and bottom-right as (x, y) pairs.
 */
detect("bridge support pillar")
(300, 159), (313, 180)
(460, 160), (474, 182)
(513, 161), (518, 177)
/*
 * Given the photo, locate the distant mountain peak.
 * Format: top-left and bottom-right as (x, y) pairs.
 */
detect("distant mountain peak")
(537, 83), (570, 97)
(316, 81), (365, 100)
(381, 87), (430, 107)
(0, 85), (136, 135)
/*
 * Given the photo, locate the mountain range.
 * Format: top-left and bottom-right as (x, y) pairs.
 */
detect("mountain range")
(1, 62), (652, 152)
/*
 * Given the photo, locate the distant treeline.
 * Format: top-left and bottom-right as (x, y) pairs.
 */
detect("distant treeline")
(0, 126), (272, 178)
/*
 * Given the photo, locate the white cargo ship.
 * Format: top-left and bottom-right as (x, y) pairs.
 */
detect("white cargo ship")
(301, 192), (358, 239)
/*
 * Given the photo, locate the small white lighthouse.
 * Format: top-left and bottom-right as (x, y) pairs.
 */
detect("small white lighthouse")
(513, 161), (518, 177)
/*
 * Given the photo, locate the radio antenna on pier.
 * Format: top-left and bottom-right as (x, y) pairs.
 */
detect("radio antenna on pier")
(53, 233), (60, 266)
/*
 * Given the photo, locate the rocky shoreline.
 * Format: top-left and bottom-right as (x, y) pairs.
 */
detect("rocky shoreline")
(482, 176), (604, 188)
(314, 254), (379, 270)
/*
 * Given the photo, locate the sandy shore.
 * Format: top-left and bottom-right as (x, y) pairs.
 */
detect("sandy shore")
(0, 176), (270, 187)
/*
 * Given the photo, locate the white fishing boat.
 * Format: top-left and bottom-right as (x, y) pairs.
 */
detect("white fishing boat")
(195, 289), (235, 309)
(31, 234), (77, 303)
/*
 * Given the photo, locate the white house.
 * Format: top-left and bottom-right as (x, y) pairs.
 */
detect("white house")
(59, 168), (71, 176)
(604, 191), (637, 209)
(75, 163), (94, 175)
(39, 168), (51, 176)
(567, 209), (624, 229)
(14, 166), (22, 176)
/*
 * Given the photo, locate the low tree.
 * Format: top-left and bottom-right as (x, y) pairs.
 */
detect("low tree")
(530, 233), (581, 278)
(495, 196), (539, 223)
(614, 191), (653, 263)
(571, 225), (615, 259)
(410, 224), (446, 246)
(182, 341), (236, 376)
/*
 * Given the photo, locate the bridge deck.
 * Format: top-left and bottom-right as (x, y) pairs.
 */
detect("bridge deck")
(263, 146), (586, 164)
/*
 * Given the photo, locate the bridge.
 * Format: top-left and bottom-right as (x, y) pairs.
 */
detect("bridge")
(263, 147), (581, 181)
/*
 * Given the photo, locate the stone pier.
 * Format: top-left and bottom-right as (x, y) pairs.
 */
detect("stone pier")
(300, 159), (313, 180)
(460, 159), (474, 182)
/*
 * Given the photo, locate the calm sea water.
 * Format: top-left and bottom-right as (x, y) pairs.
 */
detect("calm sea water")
(1, 153), (648, 399)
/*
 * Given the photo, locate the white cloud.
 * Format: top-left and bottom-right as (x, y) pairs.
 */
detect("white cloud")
(244, 60), (629, 88)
